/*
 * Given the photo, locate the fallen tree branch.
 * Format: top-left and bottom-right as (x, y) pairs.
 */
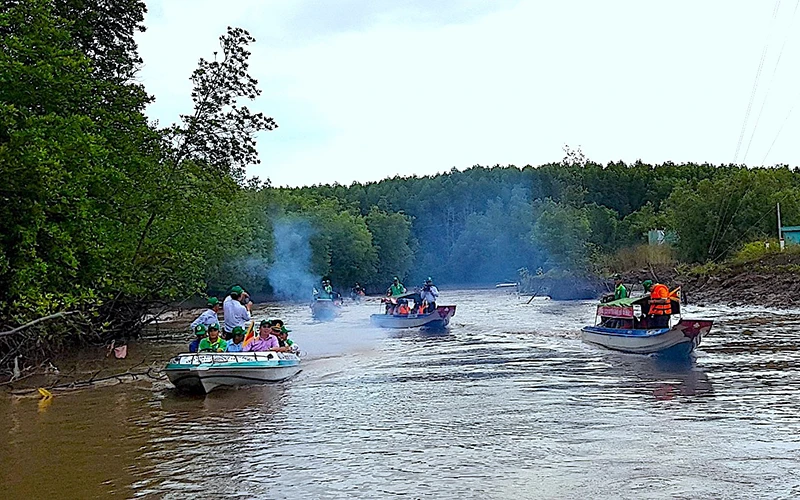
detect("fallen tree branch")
(0, 311), (79, 337)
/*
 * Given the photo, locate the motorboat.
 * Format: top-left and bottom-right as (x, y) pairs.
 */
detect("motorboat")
(581, 296), (712, 357)
(370, 305), (456, 329)
(166, 351), (301, 394)
(371, 292), (456, 329)
(310, 298), (342, 320)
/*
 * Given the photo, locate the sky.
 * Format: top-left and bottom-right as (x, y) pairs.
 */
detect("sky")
(135, 0), (800, 187)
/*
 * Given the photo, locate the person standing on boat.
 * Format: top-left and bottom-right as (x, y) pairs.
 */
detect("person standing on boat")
(198, 324), (228, 352)
(223, 285), (252, 339)
(643, 280), (671, 328)
(613, 276), (628, 300)
(190, 297), (222, 332)
(189, 324), (207, 353)
(387, 277), (406, 297)
(420, 277), (439, 313)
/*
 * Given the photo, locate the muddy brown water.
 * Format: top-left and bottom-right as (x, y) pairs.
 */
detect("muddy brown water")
(1, 290), (799, 499)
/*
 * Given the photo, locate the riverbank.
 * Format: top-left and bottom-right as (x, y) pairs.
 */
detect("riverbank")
(618, 252), (800, 309)
(515, 252), (800, 308)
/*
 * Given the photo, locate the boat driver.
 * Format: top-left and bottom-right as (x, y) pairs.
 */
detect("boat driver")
(643, 280), (672, 328)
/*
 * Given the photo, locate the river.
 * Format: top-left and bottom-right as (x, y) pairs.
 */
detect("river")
(1, 289), (799, 499)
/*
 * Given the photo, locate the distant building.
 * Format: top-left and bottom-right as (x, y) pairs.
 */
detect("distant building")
(780, 226), (800, 245)
(648, 229), (677, 246)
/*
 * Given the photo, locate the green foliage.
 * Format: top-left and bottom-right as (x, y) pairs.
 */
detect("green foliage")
(667, 168), (800, 262)
(534, 199), (591, 270)
(365, 207), (415, 287)
(0, 2), (277, 359)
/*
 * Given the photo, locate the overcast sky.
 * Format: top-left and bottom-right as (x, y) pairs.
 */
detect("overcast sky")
(136, 0), (800, 187)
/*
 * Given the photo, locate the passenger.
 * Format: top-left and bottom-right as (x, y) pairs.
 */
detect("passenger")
(270, 318), (291, 335)
(383, 297), (396, 315)
(226, 326), (246, 352)
(613, 275), (628, 300)
(198, 324), (227, 352)
(396, 299), (411, 315)
(245, 320), (280, 352)
(268, 324), (294, 352)
(643, 280), (672, 328)
(190, 297), (222, 332)
(189, 324), (207, 352)
(420, 277), (439, 313)
(387, 276), (406, 297)
(223, 285), (252, 340)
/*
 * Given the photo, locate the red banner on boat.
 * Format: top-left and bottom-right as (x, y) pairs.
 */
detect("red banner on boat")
(597, 305), (634, 318)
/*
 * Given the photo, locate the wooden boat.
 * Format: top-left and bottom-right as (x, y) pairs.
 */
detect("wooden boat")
(166, 351), (301, 394)
(581, 297), (712, 357)
(310, 298), (342, 320)
(370, 305), (456, 329)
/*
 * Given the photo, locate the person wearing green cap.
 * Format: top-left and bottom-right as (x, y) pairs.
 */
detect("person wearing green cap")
(198, 324), (227, 352)
(613, 275), (628, 300)
(387, 277), (406, 297)
(188, 324), (207, 353)
(190, 297), (222, 333)
(226, 326), (246, 352)
(420, 277), (439, 314)
(223, 285), (251, 339)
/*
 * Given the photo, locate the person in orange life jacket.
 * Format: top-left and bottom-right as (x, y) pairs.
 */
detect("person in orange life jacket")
(642, 280), (671, 328)
(396, 299), (411, 315)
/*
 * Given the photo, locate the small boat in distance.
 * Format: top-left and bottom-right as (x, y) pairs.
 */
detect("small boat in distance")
(371, 292), (456, 329)
(370, 305), (456, 329)
(310, 298), (342, 321)
(166, 351), (301, 394)
(581, 297), (712, 357)
(495, 282), (518, 289)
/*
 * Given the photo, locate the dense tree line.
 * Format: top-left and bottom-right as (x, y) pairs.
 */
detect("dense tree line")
(2, 1), (799, 362)
(298, 159), (800, 283)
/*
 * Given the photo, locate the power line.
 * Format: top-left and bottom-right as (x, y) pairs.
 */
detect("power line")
(743, 0), (800, 163)
(760, 88), (800, 164)
(732, 0), (782, 164)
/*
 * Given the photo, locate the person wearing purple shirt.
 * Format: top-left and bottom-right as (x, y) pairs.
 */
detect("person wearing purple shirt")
(245, 321), (279, 352)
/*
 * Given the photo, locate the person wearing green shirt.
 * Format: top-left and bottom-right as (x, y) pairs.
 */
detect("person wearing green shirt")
(198, 324), (228, 352)
(613, 276), (628, 300)
(387, 276), (406, 297)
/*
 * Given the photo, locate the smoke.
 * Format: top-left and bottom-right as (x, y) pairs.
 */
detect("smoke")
(267, 218), (318, 301)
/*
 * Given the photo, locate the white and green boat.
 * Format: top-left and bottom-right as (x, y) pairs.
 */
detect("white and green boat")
(166, 351), (301, 394)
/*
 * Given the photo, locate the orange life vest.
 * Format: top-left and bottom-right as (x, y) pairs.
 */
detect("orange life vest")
(649, 283), (672, 315)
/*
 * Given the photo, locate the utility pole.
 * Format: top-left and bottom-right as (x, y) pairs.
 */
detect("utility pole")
(778, 202), (784, 251)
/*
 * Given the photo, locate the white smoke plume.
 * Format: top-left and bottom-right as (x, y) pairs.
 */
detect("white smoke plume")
(267, 218), (318, 301)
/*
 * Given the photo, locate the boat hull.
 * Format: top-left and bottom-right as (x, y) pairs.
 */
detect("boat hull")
(166, 352), (301, 394)
(581, 319), (712, 357)
(370, 305), (456, 329)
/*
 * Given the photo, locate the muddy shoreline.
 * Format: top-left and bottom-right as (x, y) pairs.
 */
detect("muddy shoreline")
(619, 253), (800, 310)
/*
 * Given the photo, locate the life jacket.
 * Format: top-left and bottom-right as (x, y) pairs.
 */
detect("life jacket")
(648, 284), (672, 315)
(397, 304), (410, 315)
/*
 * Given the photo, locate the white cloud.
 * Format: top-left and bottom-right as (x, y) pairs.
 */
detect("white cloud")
(136, 0), (800, 187)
